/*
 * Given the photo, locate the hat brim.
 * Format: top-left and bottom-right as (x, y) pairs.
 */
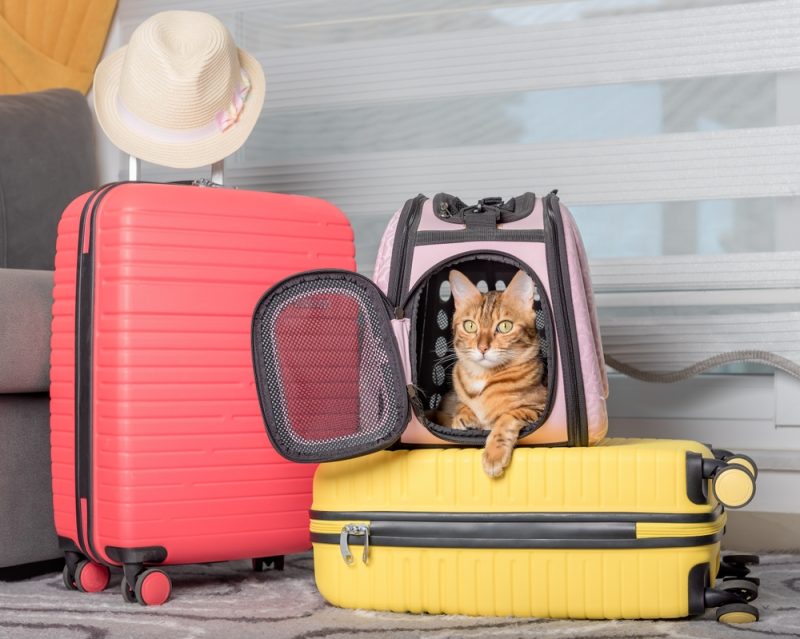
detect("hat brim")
(93, 46), (265, 170)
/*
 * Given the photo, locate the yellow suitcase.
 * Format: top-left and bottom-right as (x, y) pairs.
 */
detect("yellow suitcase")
(310, 438), (760, 622)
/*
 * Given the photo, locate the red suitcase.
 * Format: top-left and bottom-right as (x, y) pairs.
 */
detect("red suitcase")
(49, 181), (355, 604)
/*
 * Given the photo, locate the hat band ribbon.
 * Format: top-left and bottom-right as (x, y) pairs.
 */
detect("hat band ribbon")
(116, 69), (252, 143)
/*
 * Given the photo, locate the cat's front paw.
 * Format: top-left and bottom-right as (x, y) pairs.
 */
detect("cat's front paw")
(482, 442), (513, 478)
(451, 406), (480, 430)
(451, 416), (479, 430)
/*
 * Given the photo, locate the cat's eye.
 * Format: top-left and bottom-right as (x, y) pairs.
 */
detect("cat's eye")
(462, 320), (478, 333)
(496, 320), (513, 333)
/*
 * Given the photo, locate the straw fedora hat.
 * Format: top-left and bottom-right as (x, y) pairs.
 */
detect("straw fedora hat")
(94, 11), (265, 169)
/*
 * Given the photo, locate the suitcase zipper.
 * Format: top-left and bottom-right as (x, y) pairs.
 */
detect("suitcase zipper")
(339, 523), (371, 565)
(74, 182), (126, 562)
(311, 509), (725, 555)
(543, 192), (587, 446)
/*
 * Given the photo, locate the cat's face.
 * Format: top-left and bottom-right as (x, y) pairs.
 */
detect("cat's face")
(449, 269), (539, 370)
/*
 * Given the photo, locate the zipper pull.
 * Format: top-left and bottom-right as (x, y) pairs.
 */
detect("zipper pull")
(339, 523), (370, 565)
(192, 178), (223, 188)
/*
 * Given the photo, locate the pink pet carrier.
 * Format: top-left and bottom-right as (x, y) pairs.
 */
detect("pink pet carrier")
(252, 191), (608, 462)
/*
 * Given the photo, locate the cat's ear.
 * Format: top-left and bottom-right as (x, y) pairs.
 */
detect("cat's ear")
(505, 270), (535, 308)
(449, 270), (481, 308)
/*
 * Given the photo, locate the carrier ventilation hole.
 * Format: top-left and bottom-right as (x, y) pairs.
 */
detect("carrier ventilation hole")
(437, 309), (448, 330)
(430, 393), (442, 410)
(476, 280), (489, 293)
(433, 363), (445, 386)
(439, 281), (451, 302)
(495, 280), (506, 291)
(435, 336), (448, 358)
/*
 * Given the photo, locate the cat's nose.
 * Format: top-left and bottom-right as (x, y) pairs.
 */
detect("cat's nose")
(478, 342), (490, 354)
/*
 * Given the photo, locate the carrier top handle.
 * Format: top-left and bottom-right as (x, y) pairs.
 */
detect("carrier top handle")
(462, 197), (504, 230)
(434, 193), (535, 227)
(127, 156), (225, 186)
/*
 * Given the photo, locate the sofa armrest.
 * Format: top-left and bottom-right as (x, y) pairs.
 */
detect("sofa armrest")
(0, 269), (52, 394)
(0, 89), (97, 270)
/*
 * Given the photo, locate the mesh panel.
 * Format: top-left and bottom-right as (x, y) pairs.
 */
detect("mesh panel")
(254, 274), (407, 462)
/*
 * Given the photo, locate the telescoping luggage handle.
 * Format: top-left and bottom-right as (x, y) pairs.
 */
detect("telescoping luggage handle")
(127, 155), (225, 185)
(251, 270), (411, 463)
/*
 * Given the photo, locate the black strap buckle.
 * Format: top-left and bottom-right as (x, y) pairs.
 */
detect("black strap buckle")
(477, 196), (504, 210)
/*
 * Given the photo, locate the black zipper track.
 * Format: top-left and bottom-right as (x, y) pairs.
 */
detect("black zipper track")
(543, 192), (587, 447)
(74, 182), (126, 562)
(311, 508), (724, 551)
(312, 530), (722, 550)
(73, 179), (224, 563)
(387, 195), (426, 306)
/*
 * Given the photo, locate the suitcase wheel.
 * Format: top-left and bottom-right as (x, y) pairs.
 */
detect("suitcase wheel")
(73, 560), (111, 593)
(252, 556), (284, 572)
(133, 569), (171, 606)
(712, 463), (756, 508)
(121, 579), (138, 604)
(724, 575), (760, 587)
(719, 578), (759, 603)
(717, 553), (760, 579)
(723, 553), (760, 567)
(716, 602), (760, 624)
(721, 454), (758, 479)
(62, 565), (78, 591)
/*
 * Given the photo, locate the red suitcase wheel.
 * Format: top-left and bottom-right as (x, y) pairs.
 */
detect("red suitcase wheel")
(134, 569), (171, 606)
(62, 565), (78, 591)
(74, 561), (110, 593)
(121, 579), (137, 604)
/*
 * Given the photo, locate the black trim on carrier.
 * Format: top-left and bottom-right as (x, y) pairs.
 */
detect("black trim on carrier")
(251, 269), (411, 463)
(415, 229), (545, 245)
(543, 191), (588, 447)
(387, 195), (426, 306)
(401, 250), (558, 446)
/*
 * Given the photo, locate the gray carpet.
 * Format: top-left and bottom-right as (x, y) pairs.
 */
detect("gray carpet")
(0, 552), (798, 639)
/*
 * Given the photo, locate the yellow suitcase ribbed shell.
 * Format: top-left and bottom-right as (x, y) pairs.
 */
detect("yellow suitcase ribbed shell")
(311, 438), (726, 619)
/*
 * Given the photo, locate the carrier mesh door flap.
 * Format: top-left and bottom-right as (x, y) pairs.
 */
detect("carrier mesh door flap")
(252, 271), (409, 462)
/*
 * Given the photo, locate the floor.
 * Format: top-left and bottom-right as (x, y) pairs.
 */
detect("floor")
(0, 552), (798, 639)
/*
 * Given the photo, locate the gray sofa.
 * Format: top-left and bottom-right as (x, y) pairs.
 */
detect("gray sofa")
(0, 89), (98, 568)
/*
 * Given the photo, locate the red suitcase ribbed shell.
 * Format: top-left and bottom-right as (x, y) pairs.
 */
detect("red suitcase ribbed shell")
(50, 183), (354, 572)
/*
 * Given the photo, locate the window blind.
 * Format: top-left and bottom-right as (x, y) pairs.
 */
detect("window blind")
(117, 0), (800, 381)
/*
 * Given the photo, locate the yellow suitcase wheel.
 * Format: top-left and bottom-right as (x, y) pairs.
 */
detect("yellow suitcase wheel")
(712, 464), (755, 509)
(716, 602), (759, 624)
(719, 578), (758, 602)
(723, 454), (758, 479)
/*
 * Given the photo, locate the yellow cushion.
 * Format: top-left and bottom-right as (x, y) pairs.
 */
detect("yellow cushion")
(0, 0), (117, 94)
